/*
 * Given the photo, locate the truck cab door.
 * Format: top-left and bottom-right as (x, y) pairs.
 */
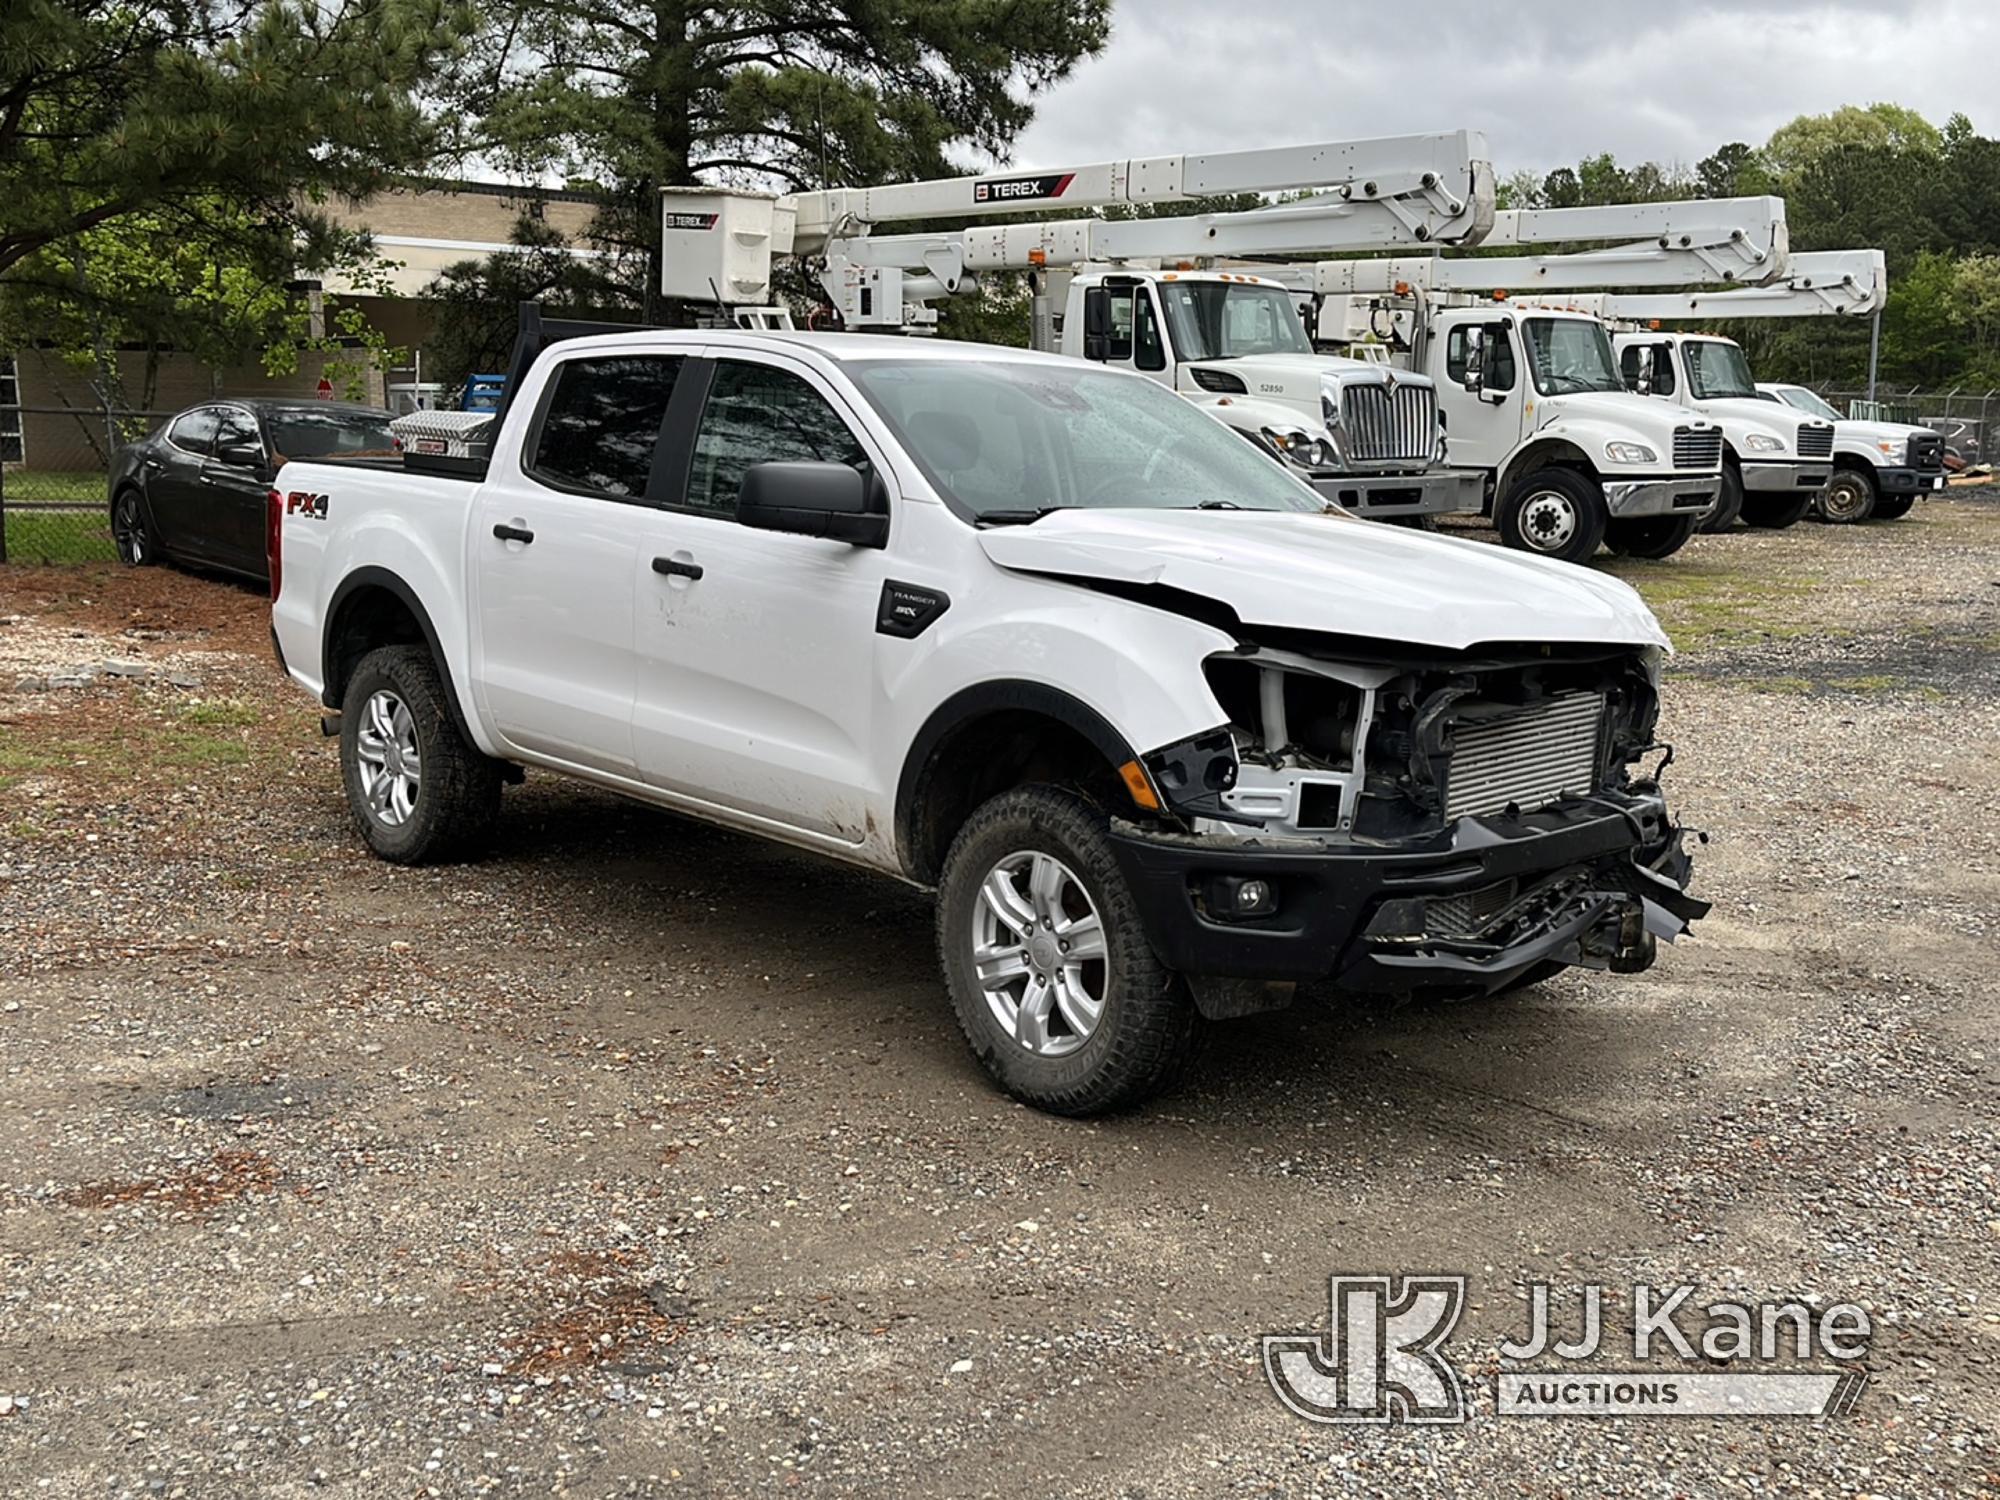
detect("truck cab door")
(627, 352), (898, 847)
(1436, 317), (1525, 471)
(1080, 282), (1172, 387)
(468, 352), (691, 776)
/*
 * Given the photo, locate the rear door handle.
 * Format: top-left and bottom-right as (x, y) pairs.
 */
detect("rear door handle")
(652, 556), (703, 580)
(492, 523), (535, 544)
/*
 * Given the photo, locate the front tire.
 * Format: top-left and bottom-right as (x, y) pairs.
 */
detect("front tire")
(937, 785), (1199, 1116)
(1604, 514), (1698, 559)
(1496, 468), (1608, 564)
(1871, 492), (1918, 521)
(1738, 488), (1814, 529)
(1816, 467), (1876, 524)
(339, 646), (501, 864)
(1699, 464), (1744, 533)
(111, 489), (153, 567)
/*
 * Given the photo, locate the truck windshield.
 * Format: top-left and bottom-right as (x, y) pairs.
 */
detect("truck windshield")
(849, 357), (1325, 521)
(1522, 318), (1623, 396)
(1156, 282), (1313, 361)
(1683, 340), (1759, 401)
(1775, 385), (1842, 422)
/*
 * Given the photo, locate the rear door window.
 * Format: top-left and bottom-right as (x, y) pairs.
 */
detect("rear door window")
(528, 355), (687, 499)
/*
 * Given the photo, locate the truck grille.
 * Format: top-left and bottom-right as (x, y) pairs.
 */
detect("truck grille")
(1443, 693), (1605, 821)
(1428, 878), (1519, 938)
(1797, 422), (1834, 459)
(1909, 433), (1944, 471)
(1342, 382), (1436, 465)
(1672, 426), (1722, 469)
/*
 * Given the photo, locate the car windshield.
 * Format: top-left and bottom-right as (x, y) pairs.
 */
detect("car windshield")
(849, 357), (1326, 521)
(1156, 281), (1313, 360)
(1522, 318), (1623, 395)
(1683, 341), (1759, 401)
(1775, 386), (1842, 422)
(267, 407), (398, 460)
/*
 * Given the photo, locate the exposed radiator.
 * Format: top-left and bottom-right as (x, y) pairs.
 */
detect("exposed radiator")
(1444, 692), (1606, 821)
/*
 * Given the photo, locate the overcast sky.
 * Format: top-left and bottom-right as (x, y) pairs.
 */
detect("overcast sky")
(1006, 0), (1998, 179)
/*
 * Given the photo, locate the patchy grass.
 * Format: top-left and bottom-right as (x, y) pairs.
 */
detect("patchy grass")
(180, 699), (261, 729)
(3, 472), (117, 564)
(0, 720), (256, 783)
(1604, 554), (1845, 652)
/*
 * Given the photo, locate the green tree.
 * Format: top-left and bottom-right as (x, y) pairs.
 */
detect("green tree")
(1763, 103), (1941, 181)
(1694, 142), (1771, 199)
(454, 0), (1112, 316)
(0, 0), (476, 281)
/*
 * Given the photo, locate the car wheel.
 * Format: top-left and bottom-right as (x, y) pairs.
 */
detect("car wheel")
(937, 784), (1200, 1116)
(340, 646), (502, 864)
(1699, 464), (1744, 533)
(1870, 492), (1918, 521)
(111, 489), (153, 566)
(1816, 468), (1876, 524)
(1496, 468), (1608, 564)
(1604, 514), (1698, 559)
(1738, 489), (1814, 529)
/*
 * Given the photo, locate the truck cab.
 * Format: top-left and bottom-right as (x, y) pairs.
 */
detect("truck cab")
(1612, 332), (1833, 531)
(1055, 269), (1483, 523)
(1411, 304), (1722, 564)
(1756, 382), (1945, 523)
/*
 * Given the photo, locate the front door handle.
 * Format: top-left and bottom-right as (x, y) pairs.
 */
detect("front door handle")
(652, 556), (703, 580)
(492, 523), (535, 544)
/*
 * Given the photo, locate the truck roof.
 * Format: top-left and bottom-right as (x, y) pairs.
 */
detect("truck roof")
(552, 327), (1080, 370)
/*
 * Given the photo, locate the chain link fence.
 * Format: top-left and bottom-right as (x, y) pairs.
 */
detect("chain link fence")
(1814, 386), (1999, 469)
(0, 404), (173, 565)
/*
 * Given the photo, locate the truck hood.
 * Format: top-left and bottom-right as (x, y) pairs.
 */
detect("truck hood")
(1835, 417), (1938, 445)
(1183, 353), (1421, 410)
(978, 508), (1669, 653)
(1537, 389), (1701, 432)
(1688, 396), (1810, 441)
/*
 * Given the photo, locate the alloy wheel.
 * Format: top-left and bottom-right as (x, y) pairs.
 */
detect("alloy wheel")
(354, 690), (422, 828)
(969, 850), (1109, 1056)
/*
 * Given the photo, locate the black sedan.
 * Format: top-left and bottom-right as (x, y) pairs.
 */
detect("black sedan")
(108, 400), (397, 581)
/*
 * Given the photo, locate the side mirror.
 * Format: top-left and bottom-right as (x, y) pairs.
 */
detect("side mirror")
(216, 441), (264, 469)
(1460, 332), (1486, 394)
(1081, 287), (1110, 363)
(737, 461), (888, 548)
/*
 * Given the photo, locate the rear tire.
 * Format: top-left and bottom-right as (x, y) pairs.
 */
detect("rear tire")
(1699, 464), (1744, 533)
(339, 646), (501, 864)
(1604, 514), (1697, 559)
(1815, 467), (1876, 524)
(1496, 468), (1608, 564)
(1738, 488), (1814, 529)
(1871, 492), (1918, 521)
(937, 784), (1200, 1116)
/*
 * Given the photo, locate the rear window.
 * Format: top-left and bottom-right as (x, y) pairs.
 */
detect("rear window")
(268, 408), (398, 461)
(528, 356), (686, 499)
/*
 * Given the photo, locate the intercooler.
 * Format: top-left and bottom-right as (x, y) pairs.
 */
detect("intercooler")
(1443, 692), (1606, 821)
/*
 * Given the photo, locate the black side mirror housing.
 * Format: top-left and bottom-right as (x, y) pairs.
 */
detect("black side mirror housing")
(1081, 287), (1110, 362)
(216, 441), (264, 469)
(737, 461), (888, 548)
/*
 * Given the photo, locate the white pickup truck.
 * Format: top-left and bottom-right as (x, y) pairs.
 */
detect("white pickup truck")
(269, 325), (1706, 1114)
(1755, 382), (1946, 523)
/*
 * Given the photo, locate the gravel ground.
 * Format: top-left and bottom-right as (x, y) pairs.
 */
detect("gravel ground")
(2, 494), (1997, 1497)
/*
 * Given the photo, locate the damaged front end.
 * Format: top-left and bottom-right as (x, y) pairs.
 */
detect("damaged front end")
(1109, 635), (1708, 1016)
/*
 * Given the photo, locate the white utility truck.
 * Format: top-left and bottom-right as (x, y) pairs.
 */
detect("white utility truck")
(272, 301), (1707, 1115)
(663, 135), (1500, 523)
(1517, 249), (1884, 529)
(1756, 382), (1944, 522)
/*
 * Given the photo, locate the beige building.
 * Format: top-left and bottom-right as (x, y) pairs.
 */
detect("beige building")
(6, 181), (602, 471)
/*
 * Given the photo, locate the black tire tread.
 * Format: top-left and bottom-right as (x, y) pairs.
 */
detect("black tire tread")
(1699, 464), (1744, 533)
(936, 785), (1200, 1116)
(340, 645), (500, 865)
(1738, 488), (1813, 529)
(1495, 468), (1608, 564)
(1816, 465), (1876, 524)
(1604, 514), (1697, 559)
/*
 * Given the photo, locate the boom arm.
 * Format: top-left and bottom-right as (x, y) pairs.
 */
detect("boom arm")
(1524, 249), (1887, 321)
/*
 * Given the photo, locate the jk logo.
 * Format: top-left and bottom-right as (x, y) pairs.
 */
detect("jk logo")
(1262, 1275), (1469, 1424)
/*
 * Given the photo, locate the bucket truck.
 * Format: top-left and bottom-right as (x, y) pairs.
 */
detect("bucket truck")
(1572, 249), (1939, 523)
(1247, 198), (1803, 561)
(657, 134), (1499, 524)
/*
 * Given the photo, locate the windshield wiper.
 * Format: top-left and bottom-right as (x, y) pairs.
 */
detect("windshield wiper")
(974, 505), (1070, 527)
(1193, 499), (1245, 510)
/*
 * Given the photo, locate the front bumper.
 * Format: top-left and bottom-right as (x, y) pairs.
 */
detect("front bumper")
(1741, 458), (1830, 494)
(1108, 787), (1707, 996)
(1601, 474), (1719, 519)
(1308, 466), (1485, 519)
(1878, 465), (1947, 495)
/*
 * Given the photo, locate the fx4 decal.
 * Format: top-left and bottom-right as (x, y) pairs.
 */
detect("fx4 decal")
(286, 491), (330, 520)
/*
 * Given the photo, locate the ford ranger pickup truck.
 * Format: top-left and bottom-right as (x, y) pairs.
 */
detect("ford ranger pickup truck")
(269, 324), (1706, 1115)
